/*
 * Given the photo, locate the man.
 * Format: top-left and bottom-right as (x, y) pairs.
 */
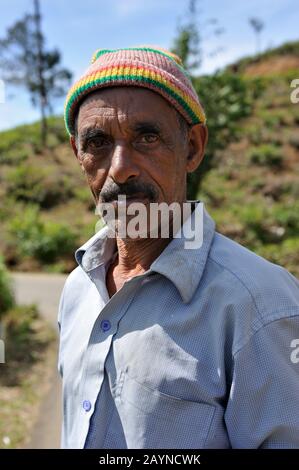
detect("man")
(58, 46), (299, 448)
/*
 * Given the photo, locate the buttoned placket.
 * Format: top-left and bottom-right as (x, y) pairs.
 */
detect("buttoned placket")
(77, 269), (151, 448)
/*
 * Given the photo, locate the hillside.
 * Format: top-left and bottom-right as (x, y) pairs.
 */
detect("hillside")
(0, 40), (298, 277)
(0, 117), (95, 273)
(227, 40), (299, 76)
(200, 41), (299, 276)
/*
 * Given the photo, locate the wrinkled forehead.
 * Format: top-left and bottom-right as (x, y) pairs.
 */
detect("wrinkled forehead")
(76, 86), (178, 132)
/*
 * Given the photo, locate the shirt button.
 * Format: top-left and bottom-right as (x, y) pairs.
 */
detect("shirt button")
(83, 400), (91, 412)
(100, 319), (111, 332)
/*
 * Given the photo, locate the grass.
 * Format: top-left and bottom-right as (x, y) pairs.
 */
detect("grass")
(248, 144), (283, 168)
(0, 304), (56, 449)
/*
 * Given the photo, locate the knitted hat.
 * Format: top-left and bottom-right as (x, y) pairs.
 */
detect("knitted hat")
(64, 45), (206, 136)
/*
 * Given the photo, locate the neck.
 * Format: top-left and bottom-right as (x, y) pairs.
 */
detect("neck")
(112, 198), (194, 278)
(114, 235), (171, 277)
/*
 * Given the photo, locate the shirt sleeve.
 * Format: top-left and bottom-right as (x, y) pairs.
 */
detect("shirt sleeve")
(225, 312), (299, 448)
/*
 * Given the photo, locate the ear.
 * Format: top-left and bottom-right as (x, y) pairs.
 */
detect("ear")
(186, 123), (208, 173)
(70, 136), (84, 171)
(70, 135), (78, 157)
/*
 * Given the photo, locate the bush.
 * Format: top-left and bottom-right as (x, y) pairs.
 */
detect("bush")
(188, 72), (254, 198)
(248, 144), (283, 167)
(4, 304), (38, 353)
(0, 117), (68, 161)
(0, 127), (32, 166)
(0, 148), (29, 165)
(8, 205), (78, 264)
(236, 202), (288, 245)
(289, 135), (299, 150)
(0, 256), (15, 320)
(2, 303), (55, 385)
(6, 164), (73, 208)
(273, 203), (299, 237)
(47, 116), (69, 145)
(74, 187), (92, 205)
(256, 237), (299, 279)
(33, 221), (78, 263)
(246, 124), (263, 146)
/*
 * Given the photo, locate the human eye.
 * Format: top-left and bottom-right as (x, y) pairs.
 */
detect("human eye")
(85, 135), (111, 151)
(137, 133), (160, 144)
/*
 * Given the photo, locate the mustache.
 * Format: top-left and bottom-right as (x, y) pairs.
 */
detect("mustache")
(99, 180), (159, 203)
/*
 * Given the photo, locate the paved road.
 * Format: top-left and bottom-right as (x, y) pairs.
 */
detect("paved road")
(11, 272), (67, 449)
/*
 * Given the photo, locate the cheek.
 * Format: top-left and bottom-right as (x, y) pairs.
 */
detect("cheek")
(80, 154), (99, 175)
(151, 147), (183, 178)
(80, 157), (107, 189)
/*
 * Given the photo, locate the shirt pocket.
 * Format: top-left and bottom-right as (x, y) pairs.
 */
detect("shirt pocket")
(118, 373), (216, 449)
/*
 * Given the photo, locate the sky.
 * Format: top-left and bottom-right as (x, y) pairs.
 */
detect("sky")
(0, 0), (298, 131)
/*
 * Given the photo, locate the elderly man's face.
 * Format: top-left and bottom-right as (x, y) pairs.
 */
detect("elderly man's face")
(71, 87), (207, 218)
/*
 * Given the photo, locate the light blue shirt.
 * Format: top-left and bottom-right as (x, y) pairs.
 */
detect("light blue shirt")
(58, 201), (299, 448)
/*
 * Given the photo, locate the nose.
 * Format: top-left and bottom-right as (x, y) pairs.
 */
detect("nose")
(108, 142), (140, 184)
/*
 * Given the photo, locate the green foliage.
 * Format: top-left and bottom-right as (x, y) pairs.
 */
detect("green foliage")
(0, 117), (68, 163)
(47, 116), (70, 145)
(6, 164), (73, 208)
(0, 148), (29, 165)
(257, 109), (294, 128)
(235, 202), (268, 243)
(8, 205), (78, 263)
(0, 127), (32, 165)
(172, 29), (199, 71)
(272, 202), (299, 237)
(4, 304), (38, 354)
(256, 237), (299, 277)
(171, 0), (201, 72)
(272, 40), (299, 56)
(0, 300), (54, 449)
(187, 72), (254, 198)
(216, 197), (299, 248)
(73, 187), (92, 205)
(243, 76), (266, 99)
(0, 256), (15, 319)
(246, 126), (282, 147)
(0, 34), (298, 280)
(33, 221), (77, 263)
(1, 301), (55, 388)
(248, 144), (283, 167)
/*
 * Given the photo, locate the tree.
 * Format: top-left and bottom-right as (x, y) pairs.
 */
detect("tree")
(171, 0), (236, 199)
(171, 1), (256, 200)
(171, 0), (225, 74)
(171, 0), (201, 72)
(249, 17), (264, 55)
(0, 0), (72, 145)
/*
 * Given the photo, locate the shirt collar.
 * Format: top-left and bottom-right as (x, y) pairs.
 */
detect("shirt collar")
(75, 200), (215, 304)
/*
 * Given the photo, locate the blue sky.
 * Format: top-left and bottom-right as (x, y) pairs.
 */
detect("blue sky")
(0, 0), (298, 131)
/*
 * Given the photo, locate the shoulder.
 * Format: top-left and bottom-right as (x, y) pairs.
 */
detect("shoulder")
(207, 231), (299, 331)
(58, 265), (92, 328)
(61, 265), (91, 301)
